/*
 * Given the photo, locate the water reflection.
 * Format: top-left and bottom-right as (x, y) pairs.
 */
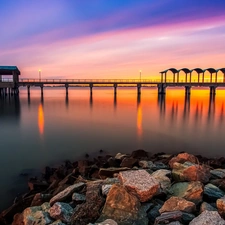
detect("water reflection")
(137, 94), (142, 139)
(89, 93), (93, 108)
(38, 103), (44, 135)
(0, 95), (20, 122)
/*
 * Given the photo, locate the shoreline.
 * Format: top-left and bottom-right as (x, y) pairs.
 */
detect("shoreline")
(1, 150), (225, 224)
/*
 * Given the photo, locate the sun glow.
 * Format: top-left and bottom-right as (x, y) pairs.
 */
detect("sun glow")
(38, 104), (44, 135)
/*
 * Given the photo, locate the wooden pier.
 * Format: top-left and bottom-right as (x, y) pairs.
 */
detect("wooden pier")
(1, 66), (225, 97)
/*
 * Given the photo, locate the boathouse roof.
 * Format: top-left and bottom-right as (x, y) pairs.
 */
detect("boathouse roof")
(0, 66), (20, 75)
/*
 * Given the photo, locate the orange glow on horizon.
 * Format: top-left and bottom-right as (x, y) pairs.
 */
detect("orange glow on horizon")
(38, 104), (44, 135)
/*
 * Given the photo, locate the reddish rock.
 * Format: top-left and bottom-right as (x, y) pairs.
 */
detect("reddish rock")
(159, 197), (196, 214)
(172, 162), (210, 183)
(189, 210), (225, 225)
(169, 153), (198, 168)
(118, 170), (160, 202)
(217, 197), (225, 217)
(50, 182), (85, 206)
(98, 184), (140, 223)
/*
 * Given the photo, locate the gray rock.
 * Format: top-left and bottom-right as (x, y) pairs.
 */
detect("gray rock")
(151, 169), (171, 177)
(72, 193), (86, 203)
(181, 212), (195, 224)
(204, 183), (225, 201)
(189, 210), (225, 225)
(96, 219), (118, 225)
(50, 182), (85, 206)
(210, 169), (225, 179)
(200, 202), (217, 213)
(49, 202), (73, 223)
(102, 184), (112, 196)
(139, 160), (156, 169)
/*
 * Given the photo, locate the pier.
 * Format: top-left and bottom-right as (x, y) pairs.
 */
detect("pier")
(1, 66), (225, 97)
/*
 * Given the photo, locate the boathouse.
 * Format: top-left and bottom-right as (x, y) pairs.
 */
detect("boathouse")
(0, 66), (20, 95)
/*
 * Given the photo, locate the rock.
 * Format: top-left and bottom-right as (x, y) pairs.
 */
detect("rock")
(168, 181), (203, 204)
(169, 153), (198, 168)
(120, 157), (138, 168)
(189, 210), (225, 225)
(107, 157), (120, 167)
(204, 183), (225, 201)
(181, 212), (195, 224)
(172, 161), (210, 183)
(154, 162), (168, 170)
(217, 196), (225, 217)
(70, 180), (105, 225)
(50, 182), (85, 206)
(139, 160), (156, 169)
(77, 160), (89, 176)
(210, 179), (225, 191)
(118, 170), (160, 202)
(154, 211), (183, 224)
(200, 202), (217, 213)
(28, 179), (49, 191)
(147, 201), (163, 224)
(41, 202), (51, 212)
(22, 206), (53, 225)
(167, 222), (182, 225)
(159, 197), (196, 214)
(130, 149), (149, 159)
(49, 202), (73, 223)
(31, 193), (52, 206)
(98, 167), (130, 179)
(97, 184), (149, 225)
(211, 169), (225, 179)
(72, 193), (86, 203)
(49, 219), (66, 225)
(152, 169), (171, 177)
(95, 219), (118, 225)
(114, 153), (128, 161)
(102, 184), (112, 196)
(152, 170), (172, 192)
(58, 172), (76, 186)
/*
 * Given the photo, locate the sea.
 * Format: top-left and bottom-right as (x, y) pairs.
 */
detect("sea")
(0, 86), (225, 211)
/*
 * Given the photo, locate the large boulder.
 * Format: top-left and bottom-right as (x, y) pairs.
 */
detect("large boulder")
(49, 202), (73, 223)
(50, 182), (85, 206)
(97, 184), (148, 225)
(169, 153), (198, 168)
(189, 210), (225, 225)
(159, 197), (196, 214)
(172, 162), (210, 183)
(118, 170), (160, 202)
(168, 181), (203, 204)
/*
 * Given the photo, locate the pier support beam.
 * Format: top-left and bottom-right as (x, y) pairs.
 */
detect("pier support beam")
(137, 83), (141, 96)
(114, 83), (117, 95)
(65, 84), (69, 96)
(210, 86), (216, 95)
(27, 86), (30, 96)
(185, 86), (191, 95)
(40, 85), (44, 97)
(158, 84), (166, 95)
(90, 83), (93, 95)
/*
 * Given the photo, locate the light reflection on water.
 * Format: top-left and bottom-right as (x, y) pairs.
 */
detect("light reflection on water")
(1, 86), (225, 210)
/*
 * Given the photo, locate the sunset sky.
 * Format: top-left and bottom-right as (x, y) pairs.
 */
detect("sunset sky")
(0, 0), (225, 79)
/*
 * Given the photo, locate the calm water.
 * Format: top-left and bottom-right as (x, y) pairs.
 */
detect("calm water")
(1, 86), (225, 211)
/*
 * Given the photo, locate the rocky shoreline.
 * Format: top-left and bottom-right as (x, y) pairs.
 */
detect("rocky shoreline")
(1, 150), (225, 224)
